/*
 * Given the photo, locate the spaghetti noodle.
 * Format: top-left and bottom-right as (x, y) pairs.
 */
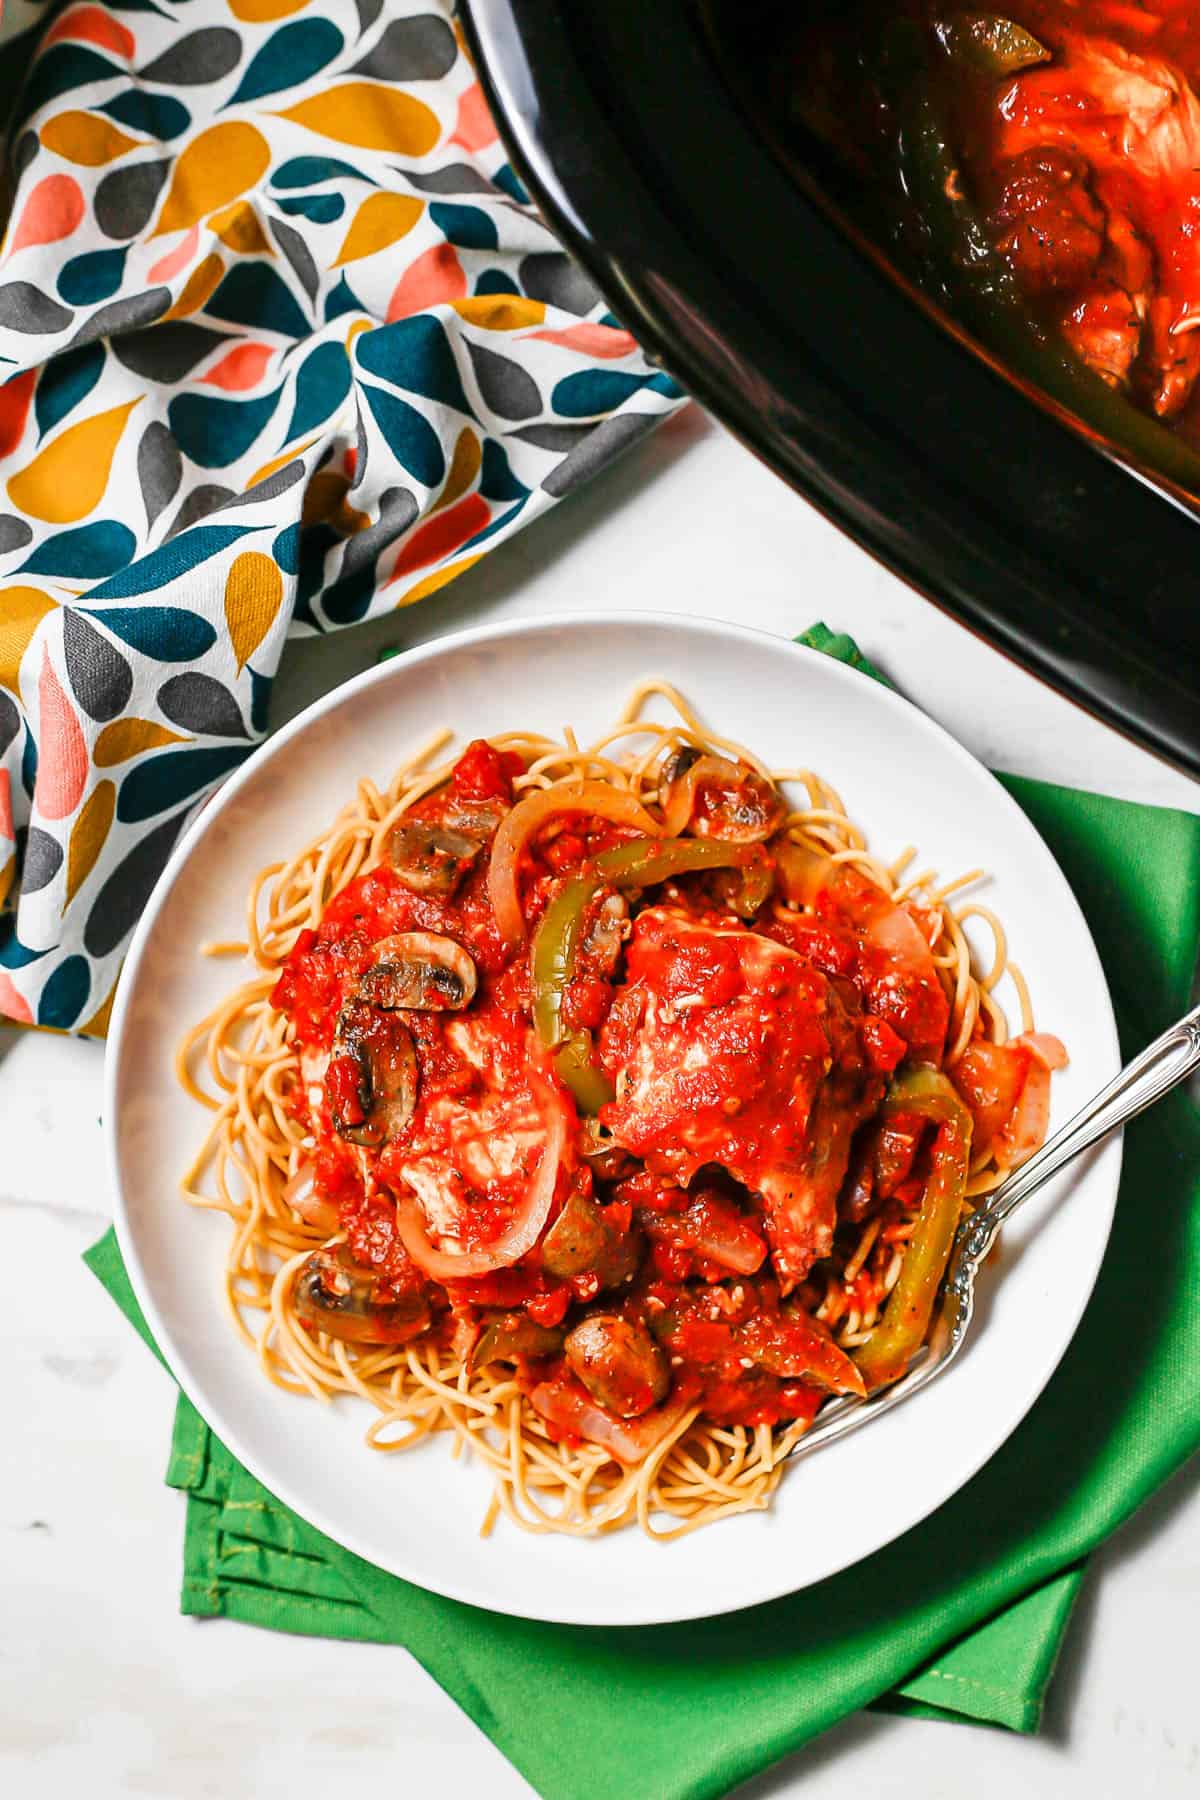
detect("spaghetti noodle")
(177, 682), (1064, 1540)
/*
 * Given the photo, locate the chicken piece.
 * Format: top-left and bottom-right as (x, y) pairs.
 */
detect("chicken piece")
(1144, 292), (1200, 416)
(598, 908), (881, 1290)
(988, 147), (1107, 295)
(380, 1012), (552, 1253)
(1062, 283), (1144, 388)
(994, 32), (1200, 413)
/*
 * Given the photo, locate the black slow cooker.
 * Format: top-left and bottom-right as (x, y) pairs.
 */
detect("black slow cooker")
(463, 0), (1200, 775)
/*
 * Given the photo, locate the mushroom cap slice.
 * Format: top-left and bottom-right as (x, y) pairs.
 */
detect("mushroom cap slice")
(294, 1246), (430, 1345)
(358, 931), (477, 1012)
(330, 996), (419, 1148)
(564, 1312), (670, 1418)
(384, 819), (483, 896)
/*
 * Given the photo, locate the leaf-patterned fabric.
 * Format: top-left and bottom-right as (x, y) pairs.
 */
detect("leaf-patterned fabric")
(0, 0), (684, 1032)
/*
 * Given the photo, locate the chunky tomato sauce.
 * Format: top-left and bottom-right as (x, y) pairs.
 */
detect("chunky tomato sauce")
(743, 0), (1200, 441)
(272, 739), (1062, 1457)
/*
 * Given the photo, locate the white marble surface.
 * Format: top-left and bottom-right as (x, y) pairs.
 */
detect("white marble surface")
(3, 409), (1199, 1799)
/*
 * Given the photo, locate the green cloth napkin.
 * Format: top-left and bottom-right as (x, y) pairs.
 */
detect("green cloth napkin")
(85, 625), (1200, 1800)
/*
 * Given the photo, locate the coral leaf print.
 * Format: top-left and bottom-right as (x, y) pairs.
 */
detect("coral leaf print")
(35, 647), (89, 822)
(202, 343), (275, 391)
(45, 8), (137, 59)
(11, 176), (86, 253)
(0, 370), (38, 459)
(449, 82), (497, 152)
(148, 226), (199, 284)
(387, 241), (465, 318)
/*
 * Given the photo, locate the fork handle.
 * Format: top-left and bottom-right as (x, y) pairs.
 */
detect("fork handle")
(986, 1000), (1200, 1228)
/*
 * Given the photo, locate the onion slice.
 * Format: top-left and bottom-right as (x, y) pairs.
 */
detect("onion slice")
(394, 1083), (568, 1281)
(488, 781), (660, 950)
(282, 1161), (338, 1234)
(994, 1032), (1068, 1169)
(529, 1377), (697, 1467)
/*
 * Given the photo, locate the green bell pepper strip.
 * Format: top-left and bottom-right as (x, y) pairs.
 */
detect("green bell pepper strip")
(554, 1033), (615, 1115)
(531, 875), (597, 1051)
(592, 836), (755, 887)
(854, 1067), (973, 1391)
(530, 836), (757, 1113)
(934, 13), (1049, 76)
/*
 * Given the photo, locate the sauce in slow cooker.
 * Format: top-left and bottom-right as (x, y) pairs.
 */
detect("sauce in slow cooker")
(710, 1), (1200, 451)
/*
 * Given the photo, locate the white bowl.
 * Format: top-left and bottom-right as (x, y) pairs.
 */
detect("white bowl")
(107, 611), (1120, 1626)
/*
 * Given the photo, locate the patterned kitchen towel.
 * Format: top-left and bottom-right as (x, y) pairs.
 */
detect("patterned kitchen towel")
(0, 0), (684, 1033)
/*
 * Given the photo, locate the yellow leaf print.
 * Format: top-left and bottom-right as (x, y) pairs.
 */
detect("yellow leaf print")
(40, 113), (141, 167)
(245, 436), (318, 490)
(7, 401), (140, 525)
(153, 123), (272, 238)
(93, 719), (191, 767)
(450, 297), (546, 331)
(64, 780), (115, 909)
(275, 85), (440, 156)
(80, 980), (118, 1039)
(333, 193), (424, 267)
(162, 253), (225, 321)
(0, 587), (57, 694)
(430, 428), (480, 515)
(228, 0), (309, 18)
(208, 199), (272, 257)
(396, 555), (483, 607)
(224, 551), (284, 671)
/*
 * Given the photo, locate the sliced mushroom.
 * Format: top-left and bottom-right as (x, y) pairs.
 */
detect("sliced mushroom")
(542, 1182), (642, 1289)
(542, 1185), (613, 1279)
(662, 752), (786, 843)
(660, 744), (701, 787)
(384, 819), (483, 896)
(580, 891), (629, 977)
(579, 1120), (637, 1184)
(357, 931), (477, 1012)
(471, 1311), (565, 1370)
(329, 996), (418, 1148)
(564, 1312), (669, 1418)
(441, 791), (510, 838)
(294, 1246), (431, 1345)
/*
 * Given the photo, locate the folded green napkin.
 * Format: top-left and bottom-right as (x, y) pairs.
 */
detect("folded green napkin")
(86, 625), (1200, 1800)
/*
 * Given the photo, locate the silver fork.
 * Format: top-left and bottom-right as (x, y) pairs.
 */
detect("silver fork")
(786, 1001), (1200, 1463)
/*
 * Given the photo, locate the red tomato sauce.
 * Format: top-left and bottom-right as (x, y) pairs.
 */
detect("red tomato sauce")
(271, 740), (1062, 1443)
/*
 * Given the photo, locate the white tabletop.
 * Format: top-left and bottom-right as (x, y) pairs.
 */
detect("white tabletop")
(4, 410), (1198, 1799)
